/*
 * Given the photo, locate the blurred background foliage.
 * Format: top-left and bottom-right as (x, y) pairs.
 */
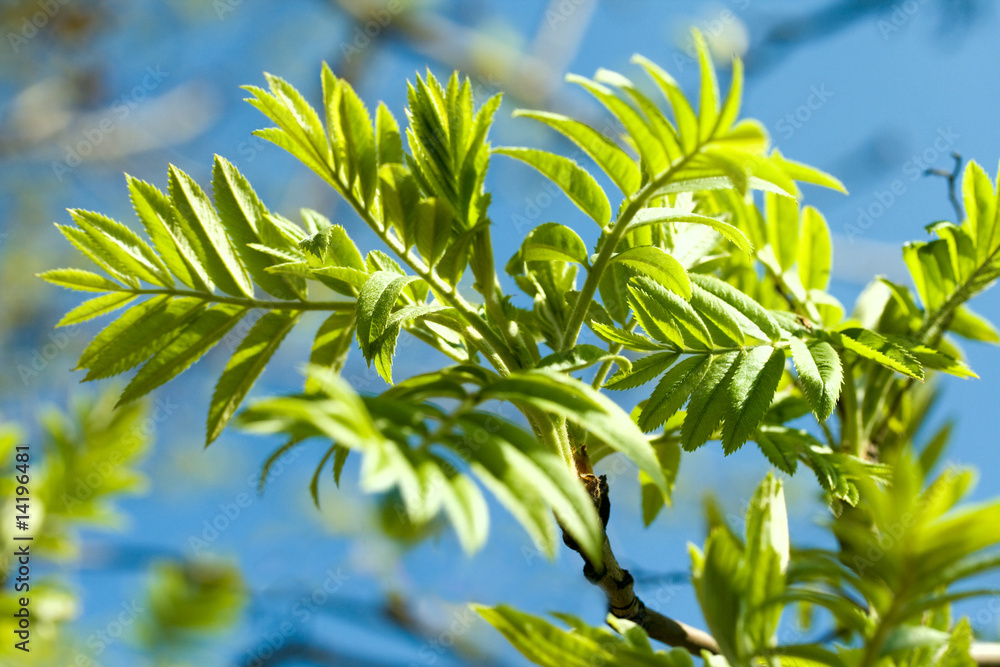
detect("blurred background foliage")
(1, 0), (1000, 664)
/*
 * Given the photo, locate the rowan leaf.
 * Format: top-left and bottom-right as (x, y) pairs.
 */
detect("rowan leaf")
(512, 109), (641, 194)
(494, 147), (611, 227)
(168, 165), (254, 298)
(207, 310), (301, 445)
(38, 268), (124, 293)
(612, 247), (691, 299)
(119, 304), (248, 406)
(639, 354), (712, 432)
(720, 346), (786, 454)
(56, 292), (137, 327)
(789, 338), (842, 421)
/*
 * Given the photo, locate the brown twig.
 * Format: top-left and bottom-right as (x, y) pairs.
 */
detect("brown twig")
(561, 456), (720, 657)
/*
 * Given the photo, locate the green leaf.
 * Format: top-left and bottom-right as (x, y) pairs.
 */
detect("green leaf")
(765, 191), (799, 272)
(641, 438), (681, 526)
(681, 350), (740, 450)
(252, 127), (336, 189)
(716, 55), (743, 136)
(309, 446), (338, 508)
(692, 30), (720, 142)
(206, 310), (301, 445)
(627, 280), (684, 347)
(75, 295), (169, 370)
(653, 174), (794, 199)
(494, 147), (611, 227)
(128, 175), (210, 291)
(69, 209), (173, 287)
(356, 271), (423, 360)
(459, 412), (603, 563)
(378, 164), (420, 244)
(474, 605), (684, 667)
(212, 156), (307, 300)
(690, 273), (782, 341)
(720, 346), (785, 454)
(56, 292), (137, 327)
(168, 165), (254, 297)
(521, 223), (589, 264)
(335, 74), (378, 207)
(690, 530), (743, 661)
(629, 207), (753, 254)
(512, 109), (641, 194)
(589, 321), (668, 352)
(880, 625), (950, 658)
(300, 223), (367, 272)
(593, 67), (682, 163)
(632, 276), (711, 349)
(597, 261), (632, 325)
(962, 160), (998, 263)
(605, 351), (679, 391)
(369, 304), (444, 384)
(306, 312), (355, 391)
(834, 328), (924, 380)
(789, 338), (842, 421)
(770, 150), (847, 193)
(435, 462), (489, 554)
(567, 72), (668, 174)
(436, 225), (477, 286)
(631, 54), (698, 153)
(949, 306), (1000, 343)
(38, 268), (124, 293)
(375, 102), (403, 165)
(798, 206), (832, 291)
(638, 354), (712, 432)
(56, 224), (136, 287)
(80, 297), (208, 381)
(118, 304), (248, 406)
(612, 247), (691, 299)
(689, 283), (746, 346)
(260, 72), (329, 164)
(753, 426), (799, 474)
(449, 428), (557, 558)
(413, 196), (453, 263)
(480, 370), (668, 494)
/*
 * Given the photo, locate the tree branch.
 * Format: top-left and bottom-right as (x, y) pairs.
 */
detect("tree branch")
(561, 462), (720, 657)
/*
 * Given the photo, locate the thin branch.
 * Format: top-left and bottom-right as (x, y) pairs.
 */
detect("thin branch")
(561, 462), (720, 657)
(560, 152), (700, 351)
(925, 152), (963, 222)
(342, 191), (520, 374)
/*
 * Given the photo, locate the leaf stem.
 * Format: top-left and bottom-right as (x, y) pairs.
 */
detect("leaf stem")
(342, 192), (519, 375)
(840, 356), (862, 457)
(591, 318), (637, 389)
(559, 153), (698, 351)
(127, 288), (353, 312)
